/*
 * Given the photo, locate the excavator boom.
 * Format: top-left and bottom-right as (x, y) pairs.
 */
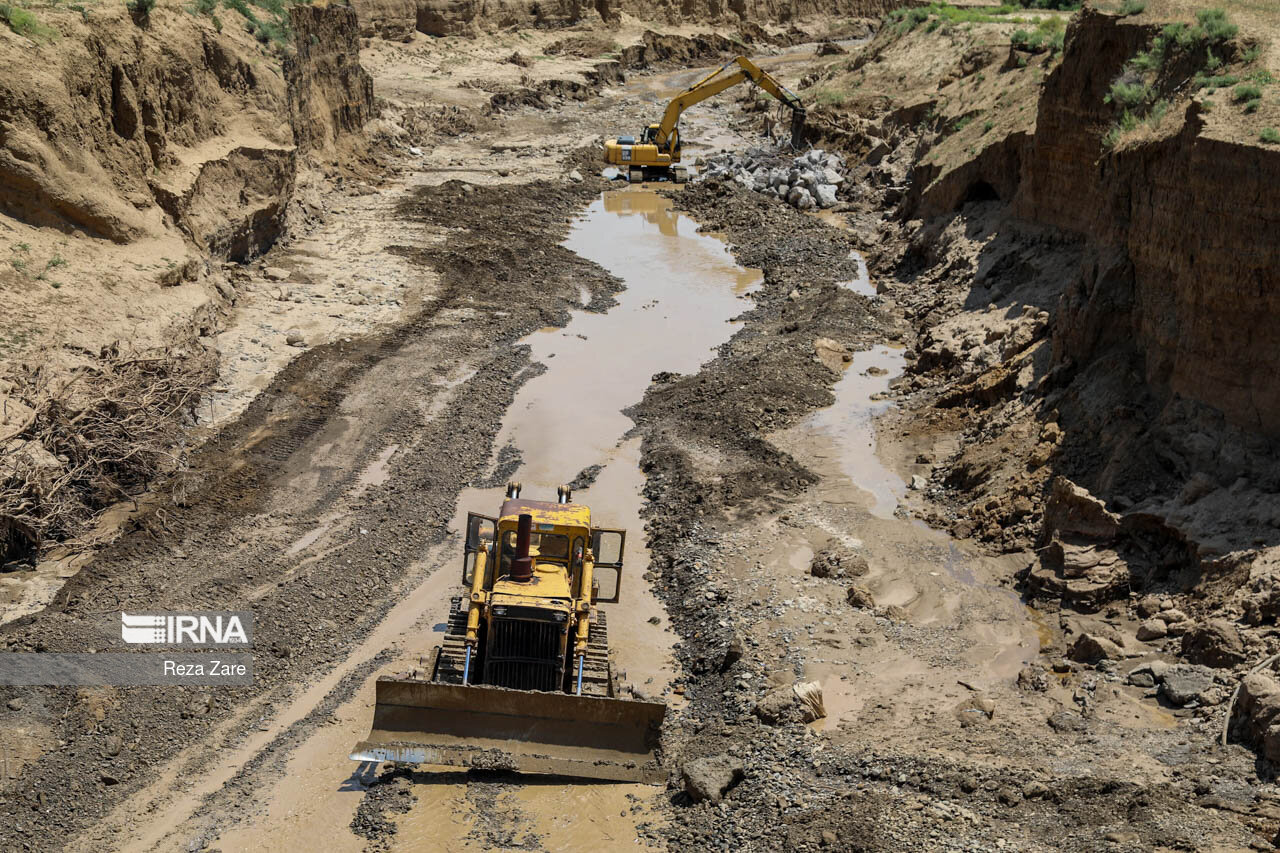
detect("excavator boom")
(655, 56), (806, 149)
(603, 55), (806, 181)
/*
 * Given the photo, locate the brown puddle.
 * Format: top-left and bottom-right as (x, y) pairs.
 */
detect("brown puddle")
(755, 337), (1042, 735)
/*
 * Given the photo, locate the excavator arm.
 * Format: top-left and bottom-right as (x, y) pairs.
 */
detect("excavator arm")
(655, 56), (806, 151)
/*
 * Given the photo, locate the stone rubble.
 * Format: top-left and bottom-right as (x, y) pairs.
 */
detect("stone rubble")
(696, 145), (849, 210)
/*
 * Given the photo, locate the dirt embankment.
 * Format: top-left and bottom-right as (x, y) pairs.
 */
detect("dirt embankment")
(797, 1), (1280, 775)
(884, 8), (1280, 590)
(0, 3), (374, 567)
(348, 0), (904, 41)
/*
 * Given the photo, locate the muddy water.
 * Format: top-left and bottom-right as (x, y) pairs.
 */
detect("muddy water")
(758, 280), (1041, 737)
(388, 187), (759, 851)
(800, 345), (906, 519)
(176, 189), (762, 853)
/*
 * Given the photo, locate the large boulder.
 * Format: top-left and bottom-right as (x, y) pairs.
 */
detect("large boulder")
(1181, 619), (1247, 668)
(814, 183), (839, 209)
(1159, 664), (1216, 706)
(681, 754), (744, 803)
(811, 545), (869, 579)
(1234, 673), (1280, 761)
(1068, 632), (1123, 663)
(753, 682), (825, 725)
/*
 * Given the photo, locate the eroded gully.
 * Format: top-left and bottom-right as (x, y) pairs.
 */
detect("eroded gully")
(107, 184), (1038, 853)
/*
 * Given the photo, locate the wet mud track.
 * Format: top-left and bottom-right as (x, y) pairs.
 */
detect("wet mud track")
(0, 175), (619, 851)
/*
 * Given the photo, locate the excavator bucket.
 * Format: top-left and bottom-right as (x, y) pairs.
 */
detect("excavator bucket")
(790, 108), (807, 149)
(351, 677), (667, 783)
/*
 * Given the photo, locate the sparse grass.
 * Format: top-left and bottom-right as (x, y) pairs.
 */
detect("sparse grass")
(1011, 17), (1067, 54)
(1195, 7), (1237, 42)
(1233, 82), (1262, 102)
(886, 3), (1052, 35)
(814, 88), (847, 106)
(982, 120), (995, 133)
(1104, 8), (1258, 151)
(1118, 0), (1144, 15)
(0, 3), (57, 39)
(1194, 71), (1239, 91)
(1261, 127), (1280, 144)
(194, 0), (296, 47)
(1106, 80), (1152, 108)
(1103, 98), (1170, 149)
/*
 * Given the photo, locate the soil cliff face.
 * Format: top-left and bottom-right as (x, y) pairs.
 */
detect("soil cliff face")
(286, 4), (376, 157)
(0, 10), (290, 244)
(350, 0), (905, 39)
(1014, 10), (1280, 441)
(0, 4), (371, 258)
(905, 9), (1280, 511)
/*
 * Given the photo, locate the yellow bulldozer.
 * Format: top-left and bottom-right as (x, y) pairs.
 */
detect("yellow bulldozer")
(351, 484), (666, 782)
(603, 55), (806, 183)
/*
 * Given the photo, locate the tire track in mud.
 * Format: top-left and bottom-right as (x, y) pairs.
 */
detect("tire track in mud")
(0, 171), (622, 851)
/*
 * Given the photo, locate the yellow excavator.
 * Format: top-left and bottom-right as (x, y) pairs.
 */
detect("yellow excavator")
(603, 55), (806, 183)
(351, 483), (666, 782)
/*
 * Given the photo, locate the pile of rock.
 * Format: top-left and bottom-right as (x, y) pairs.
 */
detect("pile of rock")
(697, 146), (848, 210)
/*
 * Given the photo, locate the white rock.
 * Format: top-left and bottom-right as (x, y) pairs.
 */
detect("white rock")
(814, 183), (839, 208)
(408, 146), (423, 156)
(823, 168), (844, 185)
(568, 169), (583, 182)
(910, 474), (927, 490)
(285, 329), (306, 347)
(264, 267), (290, 282)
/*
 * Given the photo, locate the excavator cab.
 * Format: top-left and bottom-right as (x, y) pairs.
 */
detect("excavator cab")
(352, 484), (664, 782)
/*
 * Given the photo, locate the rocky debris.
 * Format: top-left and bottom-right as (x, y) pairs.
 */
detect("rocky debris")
(351, 767), (415, 846)
(1027, 479), (1130, 612)
(846, 584), (876, 609)
(697, 146), (849, 211)
(809, 544), (868, 579)
(753, 681), (826, 725)
(815, 40), (847, 57)
(681, 754), (745, 804)
(1239, 548), (1280, 625)
(1068, 632), (1123, 664)
(1181, 619), (1246, 669)
(1159, 664), (1217, 707)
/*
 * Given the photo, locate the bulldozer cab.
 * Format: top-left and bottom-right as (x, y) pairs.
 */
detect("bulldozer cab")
(462, 506), (625, 602)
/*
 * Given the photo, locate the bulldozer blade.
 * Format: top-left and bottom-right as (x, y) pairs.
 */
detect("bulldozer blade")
(351, 677), (667, 783)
